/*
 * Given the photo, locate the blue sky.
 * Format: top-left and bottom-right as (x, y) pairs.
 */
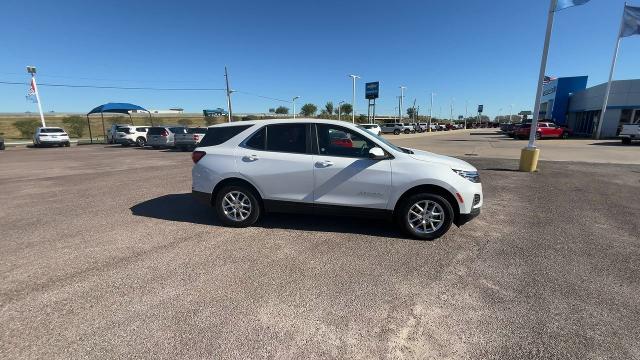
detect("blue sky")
(1, 0), (639, 117)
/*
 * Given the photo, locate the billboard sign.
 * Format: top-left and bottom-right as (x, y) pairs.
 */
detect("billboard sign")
(365, 82), (379, 99)
(478, 105), (484, 113)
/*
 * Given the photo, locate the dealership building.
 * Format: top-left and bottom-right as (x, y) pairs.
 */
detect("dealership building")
(539, 76), (640, 137)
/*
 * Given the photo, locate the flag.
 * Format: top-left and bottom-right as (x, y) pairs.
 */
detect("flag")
(26, 77), (38, 103)
(620, 5), (640, 38)
(543, 76), (557, 85)
(555, 0), (591, 11)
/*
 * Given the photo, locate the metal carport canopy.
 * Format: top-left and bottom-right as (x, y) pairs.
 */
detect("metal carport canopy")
(86, 103), (152, 144)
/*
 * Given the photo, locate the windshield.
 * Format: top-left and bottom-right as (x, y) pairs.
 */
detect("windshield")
(358, 126), (412, 154)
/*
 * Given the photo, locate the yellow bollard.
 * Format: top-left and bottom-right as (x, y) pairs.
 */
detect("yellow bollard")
(519, 147), (540, 172)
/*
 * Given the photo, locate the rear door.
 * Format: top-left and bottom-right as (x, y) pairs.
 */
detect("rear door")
(236, 123), (314, 204)
(312, 124), (392, 209)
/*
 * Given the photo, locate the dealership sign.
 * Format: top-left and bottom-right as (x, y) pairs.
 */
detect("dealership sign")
(543, 86), (557, 96)
(365, 82), (379, 99)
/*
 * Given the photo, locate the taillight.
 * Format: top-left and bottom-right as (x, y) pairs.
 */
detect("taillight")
(161, 129), (169, 137)
(192, 151), (206, 164)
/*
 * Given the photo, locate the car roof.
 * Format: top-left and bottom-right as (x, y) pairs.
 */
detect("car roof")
(207, 118), (372, 131)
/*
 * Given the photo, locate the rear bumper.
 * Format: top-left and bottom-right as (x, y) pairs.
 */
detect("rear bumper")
(454, 207), (481, 227)
(192, 190), (211, 206)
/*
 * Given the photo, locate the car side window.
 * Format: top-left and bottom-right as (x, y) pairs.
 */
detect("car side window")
(316, 124), (376, 158)
(265, 123), (307, 154)
(245, 126), (266, 150)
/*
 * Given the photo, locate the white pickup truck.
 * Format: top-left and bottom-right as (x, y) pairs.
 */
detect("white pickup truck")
(620, 123), (640, 145)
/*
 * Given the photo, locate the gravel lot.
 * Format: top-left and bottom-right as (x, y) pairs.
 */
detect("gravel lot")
(1, 141), (639, 359)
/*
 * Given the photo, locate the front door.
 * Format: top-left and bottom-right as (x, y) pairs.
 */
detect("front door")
(312, 124), (392, 209)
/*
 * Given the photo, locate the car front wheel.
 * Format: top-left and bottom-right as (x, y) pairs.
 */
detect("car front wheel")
(398, 193), (454, 240)
(215, 185), (261, 227)
(394, 129), (401, 135)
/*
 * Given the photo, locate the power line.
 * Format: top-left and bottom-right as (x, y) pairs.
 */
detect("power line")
(0, 80), (224, 91)
(234, 91), (292, 103)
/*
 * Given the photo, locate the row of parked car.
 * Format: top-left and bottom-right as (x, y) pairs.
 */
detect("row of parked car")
(105, 124), (207, 150)
(500, 122), (572, 140)
(360, 122), (466, 136)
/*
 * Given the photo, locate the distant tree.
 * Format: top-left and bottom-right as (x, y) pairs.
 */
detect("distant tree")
(406, 107), (417, 119)
(340, 103), (353, 116)
(357, 114), (367, 123)
(178, 118), (193, 126)
(13, 119), (40, 138)
(334, 108), (340, 115)
(268, 108), (276, 113)
(275, 106), (289, 114)
(62, 116), (87, 137)
(324, 102), (334, 116)
(300, 103), (317, 117)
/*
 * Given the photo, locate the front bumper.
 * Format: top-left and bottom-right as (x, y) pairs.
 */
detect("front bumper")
(454, 207), (481, 227)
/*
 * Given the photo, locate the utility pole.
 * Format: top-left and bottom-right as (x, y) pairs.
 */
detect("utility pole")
(450, 98), (454, 124)
(465, 100), (469, 129)
(412, 99), (417, 122)
(224, 66), (233, 122)
(338, 100), (345, 121)
(349, 74), (360, 123)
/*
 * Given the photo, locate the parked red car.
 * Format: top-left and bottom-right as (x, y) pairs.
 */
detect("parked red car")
(515, 122), (572, 140)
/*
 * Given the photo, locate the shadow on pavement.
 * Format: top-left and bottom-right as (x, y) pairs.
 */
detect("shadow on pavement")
(130, 193), (406, 238)
(589, 141), (639, 147)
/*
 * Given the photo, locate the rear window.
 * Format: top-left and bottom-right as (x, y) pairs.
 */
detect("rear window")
(40, 128), (64, 133)
(187, 128), (207, 134)
(147, 127), (166, 135)
(135, 127), (148, 132)
(116, 126), (132, 134)
(170, 127), (187, 134)
(199, 125), (252, 147)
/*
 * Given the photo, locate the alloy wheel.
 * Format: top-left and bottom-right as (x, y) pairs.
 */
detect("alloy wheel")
(222, 191), (252, 222)
(407, 200), (445, 234)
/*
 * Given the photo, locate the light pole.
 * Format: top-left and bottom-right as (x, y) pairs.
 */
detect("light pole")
(428, 93), (435, 132)
(349, 74), (360, 123)
(465, 99), (469, 129)
(26, 66), (46, 127)
(292, 96), (300, 119)
(450, 98), (454, 124)
(224, 66), (233, 122)
(399, 86), (406, 122)
(509, 104), (514, 123)
(338, 100), (345, 121)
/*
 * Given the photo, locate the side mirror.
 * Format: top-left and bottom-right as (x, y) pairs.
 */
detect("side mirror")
(369, 147), (386, 160)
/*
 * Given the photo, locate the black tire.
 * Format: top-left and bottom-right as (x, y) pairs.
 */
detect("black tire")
(0, 143), (5, 150)
(561, 132), (569, 139)
(214, 185), (261, 227)
(404, 129), (411, 134)
(535, 132), (541, 140)
(64, 142), (70, 147)
(394, 129), (401, 135)
(397, 193), (454, 240)
(622, 138), (631, 145)
(136, 137), (146, 147)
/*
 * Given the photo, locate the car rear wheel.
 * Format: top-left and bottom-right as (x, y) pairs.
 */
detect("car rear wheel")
(394, 129), (401, 135)
(215, 185), (261, 227)
(622, 137), (631, 145)
(136, 137), (146, 147)
(397, 193), (454, 240)
(64, 142), (70, 147)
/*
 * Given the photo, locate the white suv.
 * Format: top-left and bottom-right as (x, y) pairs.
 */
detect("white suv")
(191, 119), (482, 240)
(113, 125), (150, 147)
(33, 127), (70, 147)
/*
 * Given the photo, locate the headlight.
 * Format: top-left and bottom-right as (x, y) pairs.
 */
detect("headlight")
(452, 169), (481, 183)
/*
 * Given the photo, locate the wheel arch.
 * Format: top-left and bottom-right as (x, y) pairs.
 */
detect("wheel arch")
(393, 184), (461, 222)
(211, 177), (263, 206)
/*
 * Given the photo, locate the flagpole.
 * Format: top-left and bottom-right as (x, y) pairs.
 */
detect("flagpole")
(595, 3), (627, 140)
(519, 0), (557, 172)
(31, 75), (46, 127)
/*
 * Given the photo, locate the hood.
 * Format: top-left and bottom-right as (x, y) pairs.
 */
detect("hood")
(408, 149), (477, 171)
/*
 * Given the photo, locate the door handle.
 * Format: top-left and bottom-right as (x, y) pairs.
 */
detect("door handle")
(316, 160), (334, 168)
(244, 154), (259, 161)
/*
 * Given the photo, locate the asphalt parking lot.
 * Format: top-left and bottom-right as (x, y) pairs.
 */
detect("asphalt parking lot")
(1, 135), (639, 358)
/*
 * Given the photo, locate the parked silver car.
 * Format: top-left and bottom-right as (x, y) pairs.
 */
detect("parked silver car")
(174, 127), (207, 151)
(146, 126), (186, 149)
(380, 123), (404, 135)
